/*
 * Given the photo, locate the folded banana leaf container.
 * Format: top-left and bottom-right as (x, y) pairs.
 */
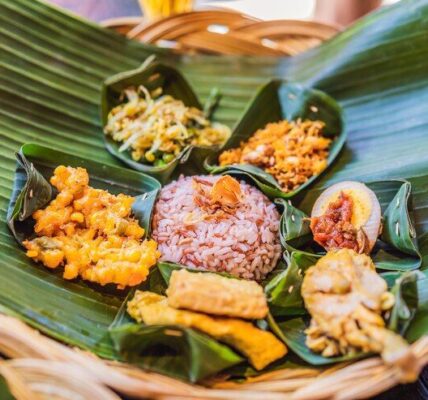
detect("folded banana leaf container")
(0, 0), (428, 399)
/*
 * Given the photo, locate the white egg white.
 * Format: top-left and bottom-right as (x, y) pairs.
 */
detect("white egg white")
(311, 181), (381, 252)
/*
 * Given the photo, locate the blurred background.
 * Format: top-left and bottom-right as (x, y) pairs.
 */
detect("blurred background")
(47, 0), (400, 26)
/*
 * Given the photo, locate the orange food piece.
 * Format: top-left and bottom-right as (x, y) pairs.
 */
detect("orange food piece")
(23, 165), (160, 288)
(219, 119), (331, 193)
(210, 175), (242, 208)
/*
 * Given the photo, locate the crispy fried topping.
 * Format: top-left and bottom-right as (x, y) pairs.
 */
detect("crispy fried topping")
(210, 175), (242, 208)
(219, 119), (331, 193)
(191, 175), (243, 221)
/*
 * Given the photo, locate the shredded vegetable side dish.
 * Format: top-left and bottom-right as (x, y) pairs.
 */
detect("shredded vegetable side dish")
(104, 85), (231, 166)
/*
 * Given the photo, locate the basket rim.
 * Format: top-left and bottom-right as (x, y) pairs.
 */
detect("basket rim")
(0, 313), (426, 400)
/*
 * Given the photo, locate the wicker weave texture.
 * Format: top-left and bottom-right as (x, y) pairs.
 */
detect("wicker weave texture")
(0, 314), (426, 400)
(102, 10), (340, 56)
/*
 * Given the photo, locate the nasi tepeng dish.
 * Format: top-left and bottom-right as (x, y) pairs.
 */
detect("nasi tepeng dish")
(13, 150), (417, 382)
(302, 249), (413, 367)
(219, 119), (331, 193)
(104, 85), (230, 166)
(23, 165), (160, 288)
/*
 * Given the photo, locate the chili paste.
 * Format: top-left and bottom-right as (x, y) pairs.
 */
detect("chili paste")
(310, 192), (366, 253)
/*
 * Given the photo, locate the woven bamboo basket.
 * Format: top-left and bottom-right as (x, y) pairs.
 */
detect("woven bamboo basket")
(2, 9), (424, 400)
(102, 10), (341, 56)
(1, 314), (427, 399)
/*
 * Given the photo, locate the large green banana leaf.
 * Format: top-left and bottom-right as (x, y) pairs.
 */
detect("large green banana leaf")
(1, 0), (428, 381)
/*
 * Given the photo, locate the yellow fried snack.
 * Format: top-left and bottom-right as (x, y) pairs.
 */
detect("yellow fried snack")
(23, 166), (160, 288)
(302, 249), (413, 367)
(128, 291), (287, 370)
(166, 269), (268, 319)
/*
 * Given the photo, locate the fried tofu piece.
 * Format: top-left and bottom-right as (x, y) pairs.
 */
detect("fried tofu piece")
(128, 291), (287, 370)
(166, 269), (268, 319)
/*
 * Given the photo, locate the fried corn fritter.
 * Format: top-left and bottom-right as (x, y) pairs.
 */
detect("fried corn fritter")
(166, 269), (268, 319)
(23, 166), (160, 288)
(128, 291), (287, 370)
(302, 249), (412, 366)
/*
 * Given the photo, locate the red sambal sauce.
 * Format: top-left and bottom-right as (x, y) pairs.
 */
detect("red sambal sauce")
(310, 192), (361, 252)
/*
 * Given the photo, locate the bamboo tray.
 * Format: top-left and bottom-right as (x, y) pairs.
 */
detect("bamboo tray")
(102, 10), (340, 56)
(1, 314), (427, 399)
(1, 3), (427, 400)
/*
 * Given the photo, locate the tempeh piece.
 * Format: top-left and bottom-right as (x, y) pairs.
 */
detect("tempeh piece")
(128, 291), (287, 370)
(166, 269), (268, 319)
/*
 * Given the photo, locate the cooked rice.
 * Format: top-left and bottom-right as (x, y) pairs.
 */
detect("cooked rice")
(151, 175), (282, 280)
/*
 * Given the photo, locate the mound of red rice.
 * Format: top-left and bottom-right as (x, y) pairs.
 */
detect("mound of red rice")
(151, 175), (281, 280)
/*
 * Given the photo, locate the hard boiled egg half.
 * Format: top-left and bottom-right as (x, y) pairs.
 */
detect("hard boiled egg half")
(311, 181), (382, 253)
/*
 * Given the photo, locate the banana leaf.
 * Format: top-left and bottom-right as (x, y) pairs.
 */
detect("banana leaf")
(205, 80), (345, 199)
(265, 251), (319, 317)
(8, 143), (161, 243)
(110, 323), (243, 382)
(101, 61), (227, 183)
(400, 268), (428, 342)
(268, 269), (427, 365)
(4, 143), (160, 359)
(224, 353), (316, 380)
(278, 180), (421, 271)
(388, 270), (424, 335)
(2, 0), (428, 381)
(108, 290), (243, 382)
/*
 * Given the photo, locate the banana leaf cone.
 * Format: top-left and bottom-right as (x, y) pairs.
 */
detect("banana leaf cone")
(101, 60), (229, 183)
(205, 80), (345, 199)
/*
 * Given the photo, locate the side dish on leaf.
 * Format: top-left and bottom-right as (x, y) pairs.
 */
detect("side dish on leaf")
(310, 181), (382, 253)
(23, 165), (160, 288)
(127, 270), (287, 370)
(219, 119), (331, 193)
(302, 249), (416, 377)
(105, 85), (230, 166)
(167, 269), (269, 319)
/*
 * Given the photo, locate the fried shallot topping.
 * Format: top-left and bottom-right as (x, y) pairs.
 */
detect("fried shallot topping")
(210, 175), (242, 207)
(310, 192), (368, 253)
(191, 175), (243, 221)
(218, 119), (331, 193)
